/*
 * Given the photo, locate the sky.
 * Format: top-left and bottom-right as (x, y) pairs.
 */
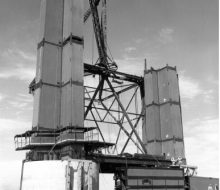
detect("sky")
(0, 0), (219, 189)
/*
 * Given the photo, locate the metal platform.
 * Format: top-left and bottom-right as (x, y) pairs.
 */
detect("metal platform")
(86, 153), (172, 173)
(14, 126), (114, 152)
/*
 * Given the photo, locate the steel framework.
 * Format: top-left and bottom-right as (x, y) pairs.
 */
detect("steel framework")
(84, 63), (147, 155)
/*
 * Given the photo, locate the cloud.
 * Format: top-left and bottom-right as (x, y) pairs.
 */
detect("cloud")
(158, 28), (174, 44)
(0, 118), (31, 135)
(0, 66), (35, 81)
(0, 48), (35, 82)
(2, 48), (36, 62)
(184, 117), (219, 177)
(179, 74), (202, 99)
(0, 93), (6, 103)
(124, 46), (137, 52)
(115, 53), (158, 75)
(179, 72), (214, 103)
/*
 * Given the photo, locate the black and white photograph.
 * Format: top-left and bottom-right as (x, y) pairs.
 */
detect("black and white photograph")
(0, 0), (218, 189)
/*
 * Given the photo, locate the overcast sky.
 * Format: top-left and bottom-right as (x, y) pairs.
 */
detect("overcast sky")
(0, 0), (219, 189)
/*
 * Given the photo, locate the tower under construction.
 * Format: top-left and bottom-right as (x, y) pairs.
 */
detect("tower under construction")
(14, 0), (218, 189)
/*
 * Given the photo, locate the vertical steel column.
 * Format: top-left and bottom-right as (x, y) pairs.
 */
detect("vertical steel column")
(32, 0), (63, 130)
(106, 78), (147, 154)
(143, 66), (186, 160)
(61, 0), (84, 128)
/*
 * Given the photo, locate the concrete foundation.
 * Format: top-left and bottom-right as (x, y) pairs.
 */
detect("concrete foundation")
(21, 160), (99, 190)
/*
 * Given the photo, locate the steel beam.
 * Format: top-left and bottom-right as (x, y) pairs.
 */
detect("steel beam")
(106, 78), (147, 154)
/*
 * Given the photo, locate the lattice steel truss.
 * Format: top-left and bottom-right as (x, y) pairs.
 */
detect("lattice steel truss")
(84, 63), (147, 155)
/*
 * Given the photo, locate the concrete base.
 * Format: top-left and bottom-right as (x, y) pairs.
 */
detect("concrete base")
(20, 159), (99, 190)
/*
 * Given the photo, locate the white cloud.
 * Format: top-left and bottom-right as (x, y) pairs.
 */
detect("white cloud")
(0, 118), (31, 135)
(2, 48), (36, 62)
(184, 117), (219, 177)
(0, 66), (35, 81)
(0, 48), (36, 82)
(124, 46), (137, 52)
(158, 28), (174, 44)
(179, 72), (214, 102)
(179, 74), (202, 99)
(0, 93), (6, 103)
(115, 53), (158, 75)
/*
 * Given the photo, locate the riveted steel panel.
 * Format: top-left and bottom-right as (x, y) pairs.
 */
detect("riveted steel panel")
(158, 69), (169, 104)
(160, 103), (172, 140)
(162, 141), (185, 159)
(60, 84), (84, 128)
(37, 85), (60, 129)
(32, 88), (41, 128)
(167, 69), (179, 102)
(63, 0), (83, 40)
(160, 104), (183, 139)
(170, 104), (183, 138)
(40, 44), (62, 84)
(144, 71), (159, 105)
(39, 0), (63, 43)
(144, 105), (161, 141)
(35, 42), (43, 83)
(146, 141), (162, 156)
(62, 42), (83, 83)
